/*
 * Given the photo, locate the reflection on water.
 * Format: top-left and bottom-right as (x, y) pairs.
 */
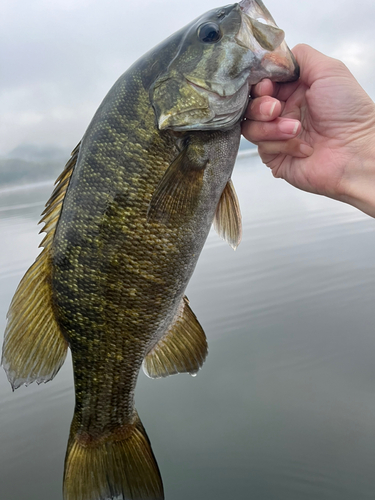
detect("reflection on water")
(1, 154), (375, 500)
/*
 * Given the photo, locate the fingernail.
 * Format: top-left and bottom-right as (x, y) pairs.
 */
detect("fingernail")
(279, 119), (299, 135)
(299, 144), (314, 156)
(260, 101), (276, 117)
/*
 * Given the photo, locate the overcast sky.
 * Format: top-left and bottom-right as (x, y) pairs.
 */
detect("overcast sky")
(1, 0), (375, 157)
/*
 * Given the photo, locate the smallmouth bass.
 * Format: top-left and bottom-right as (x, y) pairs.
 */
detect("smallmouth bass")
(2, 1), (299, 499)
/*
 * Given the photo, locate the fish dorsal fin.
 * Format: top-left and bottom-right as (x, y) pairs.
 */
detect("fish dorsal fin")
(147, 139), (207, 224)
(143, 296), (208, 378)
(38, 142), (80, 247)
(1, 143), (80, 389)
(213, 179), (242, 250)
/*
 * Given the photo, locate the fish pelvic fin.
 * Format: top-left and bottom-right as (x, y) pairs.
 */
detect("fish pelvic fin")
(64, 412), (164, 500)
(143, 296), (208, 378)
(1, 143), (80, 390)
(213, 179), (242, 250)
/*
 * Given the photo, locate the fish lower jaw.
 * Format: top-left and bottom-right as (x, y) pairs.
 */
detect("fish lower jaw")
(163, 107), (246, 131)
(206, 108), (247, 129)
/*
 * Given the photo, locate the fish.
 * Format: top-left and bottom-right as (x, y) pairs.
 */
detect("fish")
(1, 1), (299, 499)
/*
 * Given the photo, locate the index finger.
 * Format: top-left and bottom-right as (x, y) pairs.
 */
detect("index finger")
(251, 79), (278, 98)
(251, 78), (302, 102)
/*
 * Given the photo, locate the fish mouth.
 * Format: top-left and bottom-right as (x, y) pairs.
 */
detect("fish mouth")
(185, 78), (250, 130)
(158, 78), (249, 132)
(237, 0), (300, 83)
(185, 75), (249, 98)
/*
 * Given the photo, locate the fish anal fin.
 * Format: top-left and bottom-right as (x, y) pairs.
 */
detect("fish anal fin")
(213, 179), (242, 250)
(147, 139), (207, 224)
(143, 296), (208, 378)
(1, 143), (80, 389)
(64, 412), (164, 500)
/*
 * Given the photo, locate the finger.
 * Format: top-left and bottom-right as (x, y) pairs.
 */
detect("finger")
(242, 117), (301, 143)
(258, 139), (314, 159)
(251, 78), (302, 102)
(244, 97), (282, 121)
(251, 79), (278, 98)
(292, 44), (342, 89)
(273, 79), (302, 102)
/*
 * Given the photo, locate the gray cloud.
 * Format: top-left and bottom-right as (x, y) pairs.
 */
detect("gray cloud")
(1, 0), (374, 156)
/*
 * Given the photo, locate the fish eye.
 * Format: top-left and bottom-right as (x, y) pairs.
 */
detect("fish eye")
(197, 22), (222, 43)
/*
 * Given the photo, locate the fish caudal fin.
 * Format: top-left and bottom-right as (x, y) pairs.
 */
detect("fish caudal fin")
(1, 144), (80, 389)
(64, 413), (164, 500)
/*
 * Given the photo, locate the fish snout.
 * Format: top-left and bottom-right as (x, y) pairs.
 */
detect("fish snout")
(237, 0), (300, 83)
(260, 43), (300, 82)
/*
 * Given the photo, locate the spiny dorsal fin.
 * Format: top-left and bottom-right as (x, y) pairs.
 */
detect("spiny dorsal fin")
(39, 141), (80, 240)
(1, 143), (80, 389)
(213, 179), (242, 250)
(143, 296), (208, 378)
(147, 140), (207, 224)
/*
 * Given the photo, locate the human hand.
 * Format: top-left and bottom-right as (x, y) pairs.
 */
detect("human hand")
(242, 44), (375, 217)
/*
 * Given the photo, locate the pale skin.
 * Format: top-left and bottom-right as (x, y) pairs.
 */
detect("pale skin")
(242, 44), (375, 218)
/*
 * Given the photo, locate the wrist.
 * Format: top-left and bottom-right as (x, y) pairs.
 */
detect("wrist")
(339, 134), (375, 217)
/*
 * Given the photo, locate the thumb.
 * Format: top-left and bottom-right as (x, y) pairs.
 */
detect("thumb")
(292, 44), (348, 88)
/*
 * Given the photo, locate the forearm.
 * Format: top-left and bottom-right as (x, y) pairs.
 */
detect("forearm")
(338, 132), (375, 218)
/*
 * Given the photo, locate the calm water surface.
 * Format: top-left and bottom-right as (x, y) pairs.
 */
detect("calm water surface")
(1, 154), (375, 499)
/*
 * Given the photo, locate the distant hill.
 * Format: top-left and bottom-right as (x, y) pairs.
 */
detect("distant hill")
(0, 140), (256, 188)
(0, 144), (69, 187)
(0, 158), (67, 187)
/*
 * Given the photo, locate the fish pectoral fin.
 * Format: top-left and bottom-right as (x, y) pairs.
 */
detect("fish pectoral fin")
(147, 139), (207, 224)
(213, 179), (242, 250)
(143, 296), (208, 378)
(1, 143), (80, 389)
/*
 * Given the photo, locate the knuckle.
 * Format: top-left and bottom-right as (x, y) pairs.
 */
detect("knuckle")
(333, 59), (349, 73)
(258, 121), (272, 139)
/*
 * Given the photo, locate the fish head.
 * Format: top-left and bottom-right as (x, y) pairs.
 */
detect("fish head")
(151, 1), (299, 131)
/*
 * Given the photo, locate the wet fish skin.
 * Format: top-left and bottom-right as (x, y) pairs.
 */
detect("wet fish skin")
(53, 6), (244, 455)
(1, 2), (299, 499)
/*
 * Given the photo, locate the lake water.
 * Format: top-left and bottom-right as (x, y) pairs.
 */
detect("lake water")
(1, 153), (375, 500)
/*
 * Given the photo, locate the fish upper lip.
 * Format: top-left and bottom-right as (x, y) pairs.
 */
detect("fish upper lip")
(185, 78), (224, 97)
(185, 73), (250, 98)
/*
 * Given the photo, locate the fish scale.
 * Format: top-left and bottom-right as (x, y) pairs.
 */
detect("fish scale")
(53, 73), (195, 433)
(1, 2), (299, 499)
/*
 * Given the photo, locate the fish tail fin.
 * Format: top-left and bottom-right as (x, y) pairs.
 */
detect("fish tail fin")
(64, 412), (164, 500)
